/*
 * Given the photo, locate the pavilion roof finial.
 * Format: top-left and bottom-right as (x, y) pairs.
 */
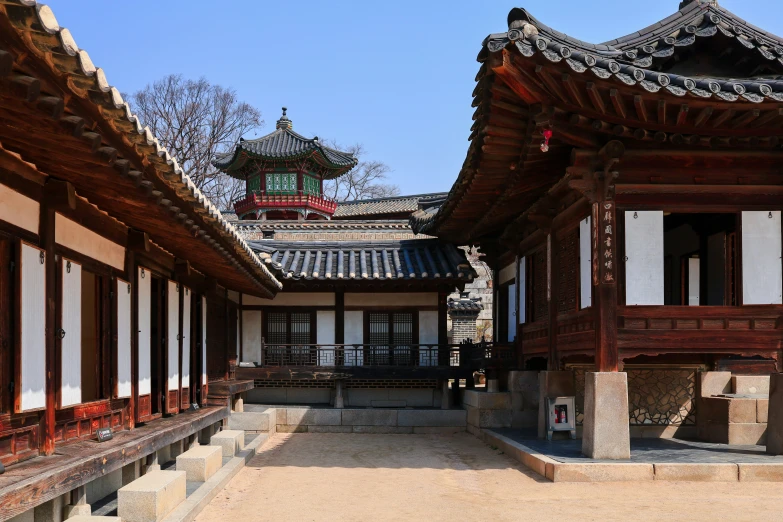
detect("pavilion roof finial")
(276, 107), (293, 130)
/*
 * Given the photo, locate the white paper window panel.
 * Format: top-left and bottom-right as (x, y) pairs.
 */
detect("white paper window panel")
(687, 258), (701, 306)
(242, 310), (262, 363)
(580, 216), (592, 308)
(418, 310), (438, 367)
(742, 211), (782, 304)
(181, 287), (191, 389)
(317, 310), (336, 366)
(116, 278), (132, 398)
(518, 258), (526, 325)
(137, 267), (152, 396)
(344, 311), (364, 366)
(60, 259), (82, 407)
(20, 243), (46, 411)
(201, 296), (207, 386)
(507, 283), (516, 342)
(167, 280), (180, 391)
(625, 211), (664, 305)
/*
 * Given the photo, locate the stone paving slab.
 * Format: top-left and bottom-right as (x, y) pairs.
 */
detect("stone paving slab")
(493, 428), (783, 464)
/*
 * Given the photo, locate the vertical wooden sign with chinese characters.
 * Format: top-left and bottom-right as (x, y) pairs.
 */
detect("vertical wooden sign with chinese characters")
(593, 200), (618, 372)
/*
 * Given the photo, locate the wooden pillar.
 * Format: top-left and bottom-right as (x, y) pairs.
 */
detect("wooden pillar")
(593, 200), (618, 372)
(223, 288), (230, 381)
(39, 205), (56, 455)
(238, 294), (244, 362)
(547, 232), (559, 370)
(127, 251), (137, 429)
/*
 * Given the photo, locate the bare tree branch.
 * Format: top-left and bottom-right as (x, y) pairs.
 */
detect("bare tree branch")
(321, 142), (399, 201)
(126, 74), (263, 210)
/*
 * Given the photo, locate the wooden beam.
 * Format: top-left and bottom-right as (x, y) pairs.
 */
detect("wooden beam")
(609, 89), (626, 118)
(731, 109), (761, 129)
(633, 95), (648, 122)
(0, 50), (12, 77)
(676, 104), (689, 127)
(561, 73), (585, 107)
(751, 108), (783, 128)
(657, 99), (667, 125)
(127, 229), (150, 253)
(534, 65), (569, 103)
(585, 82), (606, 114)
(175, 259), (191, 278)
(43, 178), (76, 211)
(712, 108), (735, 128)
(694, 106), (713, 127)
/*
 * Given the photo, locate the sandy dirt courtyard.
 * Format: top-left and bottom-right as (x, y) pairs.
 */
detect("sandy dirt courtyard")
(196, 433), (783, 522)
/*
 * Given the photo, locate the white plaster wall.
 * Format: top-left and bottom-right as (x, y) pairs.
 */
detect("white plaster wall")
(499, 262), (516, 285)
(60, 259), (82, 407)
(116, 278), (132, 398)
(244, 292), (335, 307)
(137, 267), (152, 396)
(167, 280), (179, 392)
(518, 257), (526, 324)
(317, 310), (336, 366)
(625, 210), (664, 305)
(742, 211), (783, 304)
(344, 311), (364, 366)
(241, 310), (262, 363)
(181, 289), (191, 390)
(418, 310), (438, 366)
(688, 258), (700, 306)
(21, 243), (46, 411)
(55, 213), (125, 270)
(201, 296), (207, 387)
(0, 184), (38, 234)
(580, 216), (592, 308)
(345, 292), (436, 307)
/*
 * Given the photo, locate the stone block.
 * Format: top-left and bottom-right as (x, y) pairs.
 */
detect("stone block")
(701, 397), (730, 424)
(344, 389), (389, 407)
(277, 425), (308, 433)
(210, 429), (245, 457)
(767, 373), (783, 454)
(371, 400), (408, 408)
(538, 371), (575, 439)
(307, 425), (352, 433)
(699, 371), (732, 397)
(351, 426), (413, 434)
(551, 463), (654, 482)
(33, 495), (64, 522)
(728, 398), (758, 424)
(275, 408), (287, 425)
(413, 426), (465, 434)
(511, 410), (537, 429)
(758, 398), (769, 423)
(465, 405), (511, 428)
(733, 375), (770, 395)
(67, 518), (122, 522)
(227, 411), (272, 433)
(462, 390), (511, 410)
(286, 407), (342, 426)
(508, 371), (539, 410)
(582, 372), (630, 460)
(653, 463), (738, 482)
(8, 510), (34, 522)
(397, 409), (467, 427)
(68, 515), (122, 522)
(118, 470), (186, 522)
(388, 389), (436, 407)
(341, 409), (397, 426)
(175, 445), (222, 482)
(62, 504), (91, 519)
(738, 463), (783, 481)
(728, 423), (767, 445)
(86, 468), (123, 504)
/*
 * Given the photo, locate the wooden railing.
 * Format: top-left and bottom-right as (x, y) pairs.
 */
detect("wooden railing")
(234, 190), (338, 215)
(256, 341), (514, 369)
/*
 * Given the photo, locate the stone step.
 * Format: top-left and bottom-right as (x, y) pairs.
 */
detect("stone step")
(210, 429), (246, 457)
(227, 409), (276, 434)
(118, 470), (186, 522)
(176, 444), (223, 482)
(68, 517), (123, 522)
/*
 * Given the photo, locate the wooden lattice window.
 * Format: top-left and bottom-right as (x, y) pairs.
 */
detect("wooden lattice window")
(247, 174), (261, 194)
(265, 172), (296, 194)
(264, 311), (315, 365)
(303, 175), (320, 196)
(557, 229), (579, 314)
(366, 312), (415, 365)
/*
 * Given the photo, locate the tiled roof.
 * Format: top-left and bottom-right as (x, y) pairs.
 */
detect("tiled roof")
(0, 0), (281, 296)
(334, 193), (448, 218)
(447, 297), (483, 312)
(250, 239), (476, 282)
(213, 109), (357, 178)
(496, 3), (783, 104)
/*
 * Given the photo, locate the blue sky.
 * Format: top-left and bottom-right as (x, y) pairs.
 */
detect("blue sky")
(44, 0), (783, 195)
